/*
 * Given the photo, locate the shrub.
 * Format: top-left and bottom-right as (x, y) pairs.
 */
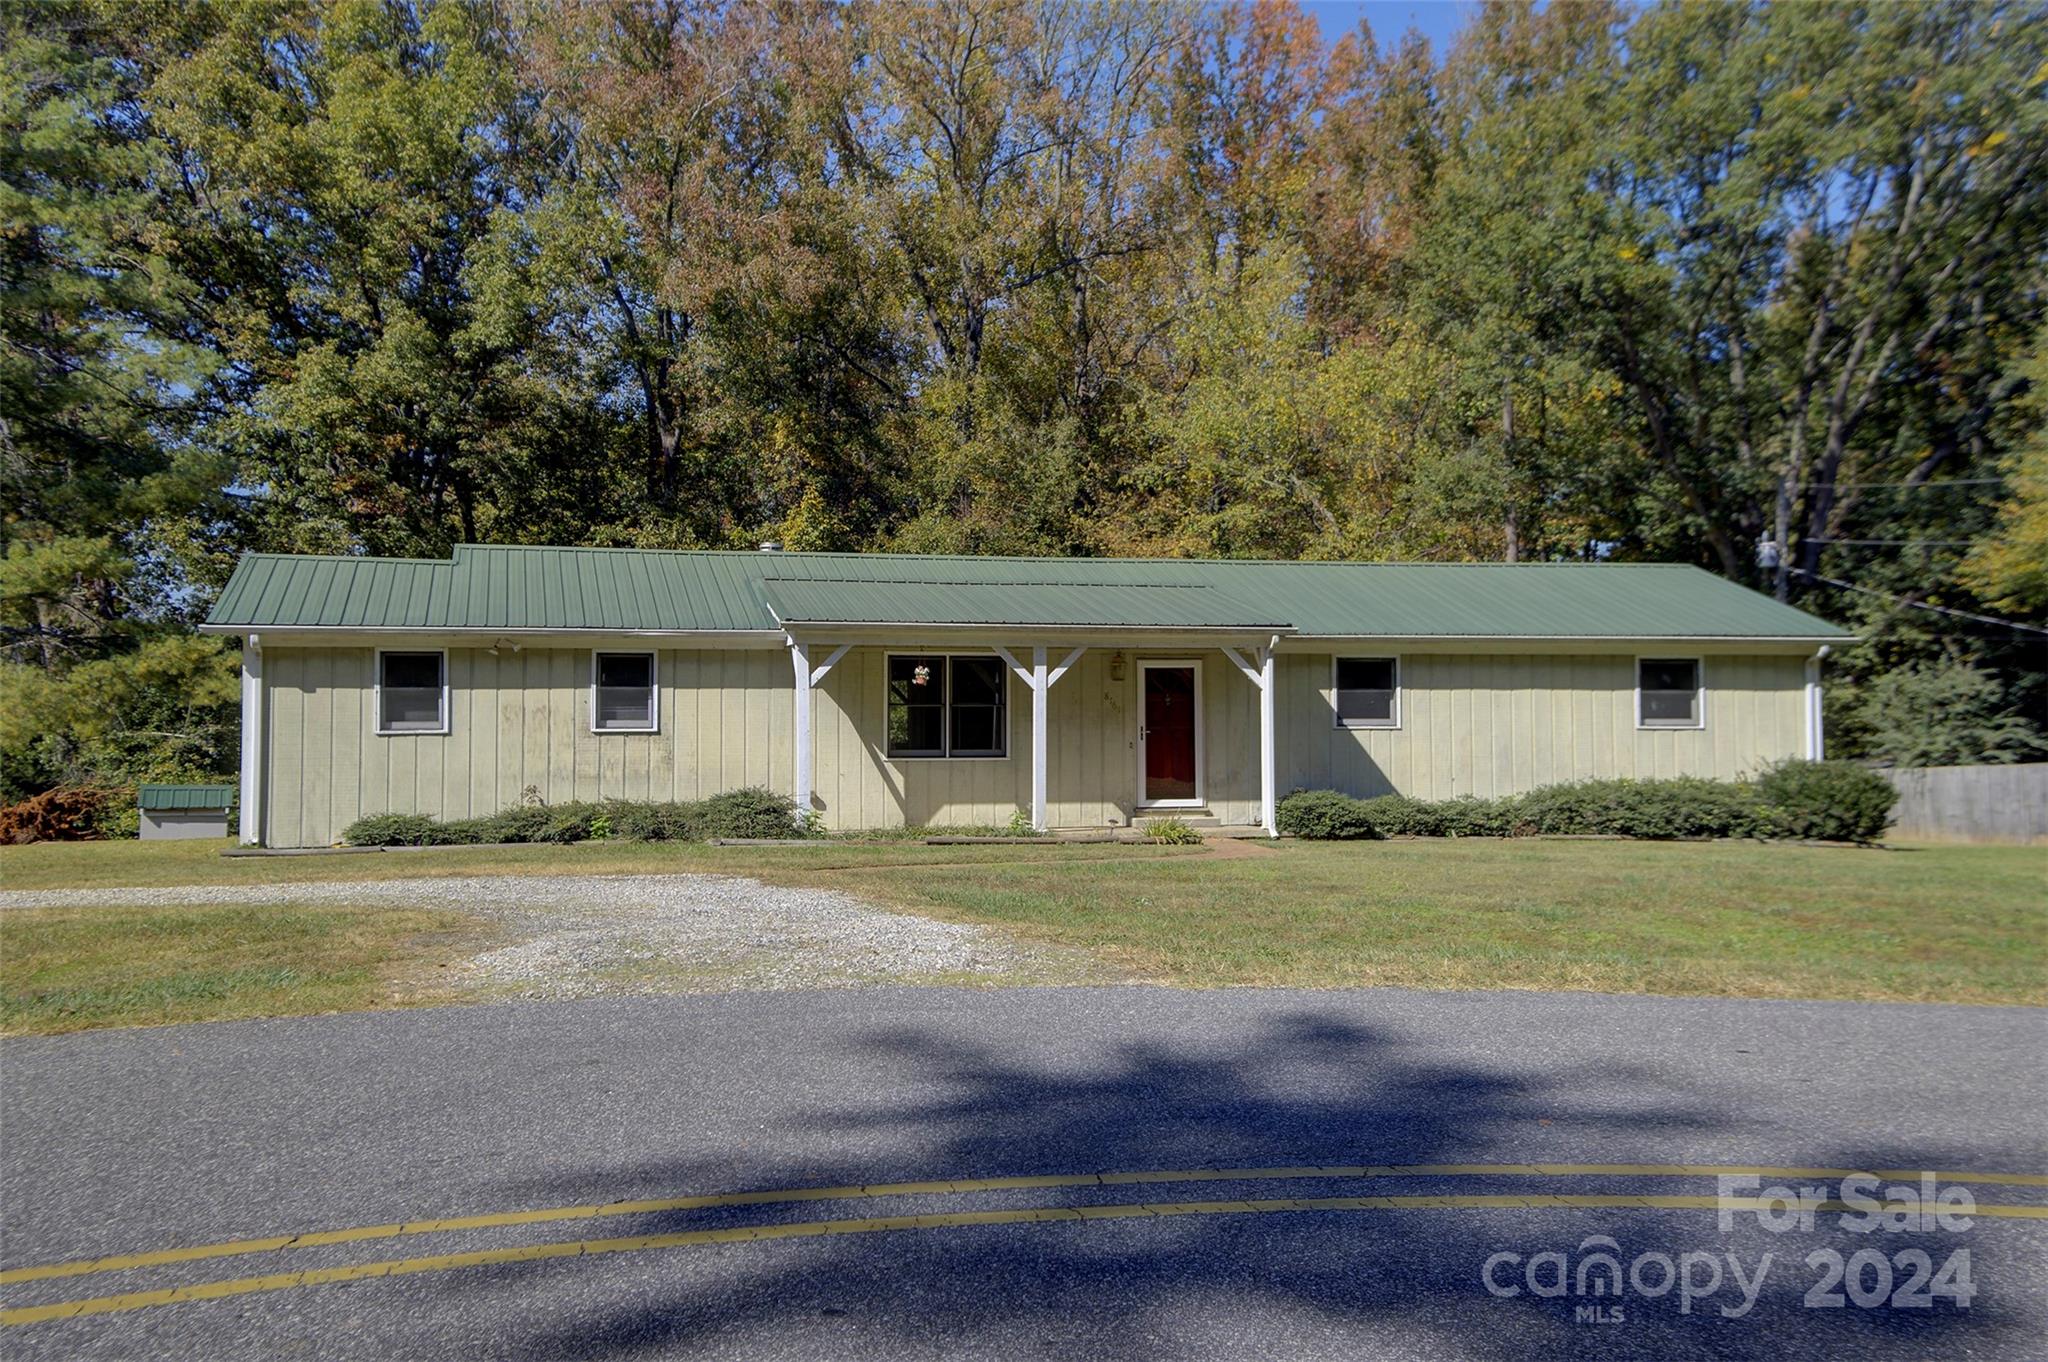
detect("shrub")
(1276, 789), (1380, 840)
(1513, 778), (1767, 840)
(1144, 816), (1204, 845)
(343, 789), (809, 847)
(1354, 794), (1437, 837)
(465, 806), (555, 843)
(603, 800), (697, 841)
(0, 786), (125, 844)
(694, 786), (802, 839)
(536, 802), (601, 843)
(1756, 760), (1897, 843)
(1279, 775), (1847, 842)
(340, 813), (445, 847)
(1428, 796), (1515, 838)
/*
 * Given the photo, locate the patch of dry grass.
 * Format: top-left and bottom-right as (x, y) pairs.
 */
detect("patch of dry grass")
(0, 903), (487, 1035)
(0, 836), (1187, 892)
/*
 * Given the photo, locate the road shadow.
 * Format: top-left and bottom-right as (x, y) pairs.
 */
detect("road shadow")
(456, 1005), (2033, 1361)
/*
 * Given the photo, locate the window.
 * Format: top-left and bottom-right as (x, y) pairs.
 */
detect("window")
(1638, 657), (1703, 729)
(592, 652), (657, 732)
(1333, 656), (1399, 728)
(377, 651), (447, 734)
(948, 656), (1007, 757)
(887, 654), (1007, 758)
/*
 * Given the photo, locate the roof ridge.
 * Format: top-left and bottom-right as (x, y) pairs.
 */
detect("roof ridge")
(240, 551), (454, 565)
(764, 576), (1214, 588)
(451, 543), (1697, 569)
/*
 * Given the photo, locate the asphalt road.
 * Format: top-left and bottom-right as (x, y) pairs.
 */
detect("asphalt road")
(3, 986), (2044, 1361)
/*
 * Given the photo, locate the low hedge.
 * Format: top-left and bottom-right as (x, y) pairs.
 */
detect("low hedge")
(1755, 760), (1900, 844)
(1276, 762), (1896, 844)
(342, 787), (809, 847)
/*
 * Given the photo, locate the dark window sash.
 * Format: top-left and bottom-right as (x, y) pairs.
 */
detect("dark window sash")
(1638, 658), (1703, 727)
(887, 655), (1006, 758)
(378, 652), (445, 733)
(1334, 657), (1399, 727)
(593, 652), (657, 731)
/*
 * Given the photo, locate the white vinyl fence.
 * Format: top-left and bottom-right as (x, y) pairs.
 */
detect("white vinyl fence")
(1880, 763), (2048, 843)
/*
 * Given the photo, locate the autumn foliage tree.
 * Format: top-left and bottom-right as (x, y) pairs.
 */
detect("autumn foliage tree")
(4, 0), (2043, 798)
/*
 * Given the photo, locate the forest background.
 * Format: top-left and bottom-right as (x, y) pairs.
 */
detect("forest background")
(4, 0), (2044, 803)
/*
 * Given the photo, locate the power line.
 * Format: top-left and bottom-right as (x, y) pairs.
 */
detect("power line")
(1809, 537), (1979, 547)
(1790, 567), (2048, 637)
(1800, 477), (2047, 490)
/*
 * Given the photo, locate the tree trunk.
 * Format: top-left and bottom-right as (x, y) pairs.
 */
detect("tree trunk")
(1501, 386), (1519, 562)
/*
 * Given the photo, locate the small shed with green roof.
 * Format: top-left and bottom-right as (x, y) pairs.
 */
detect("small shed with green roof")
(138, 784), (235, 841)
(201, 545), (1852, 847)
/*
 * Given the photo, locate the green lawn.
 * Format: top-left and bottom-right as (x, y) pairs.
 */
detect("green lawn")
(0, 835), (1184, 891)
(0, 837), (2041, 1035)
(0, 902), (485, 1034)
(813, 839), (2047, 1005)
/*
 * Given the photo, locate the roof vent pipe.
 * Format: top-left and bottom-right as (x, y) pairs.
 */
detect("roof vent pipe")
(758, 541), (783, 553)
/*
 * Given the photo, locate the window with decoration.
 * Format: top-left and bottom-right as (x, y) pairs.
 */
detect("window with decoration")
(887, 655), (1007, 758)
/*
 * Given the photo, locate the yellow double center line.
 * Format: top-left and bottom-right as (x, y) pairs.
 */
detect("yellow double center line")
(5, 1163), (2044, 1327)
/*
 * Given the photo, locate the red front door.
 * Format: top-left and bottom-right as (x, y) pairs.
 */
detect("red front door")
(1143, 664), (1198, 803)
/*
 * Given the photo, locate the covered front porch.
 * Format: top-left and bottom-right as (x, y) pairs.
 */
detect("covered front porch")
(781, 634), (1289, 836)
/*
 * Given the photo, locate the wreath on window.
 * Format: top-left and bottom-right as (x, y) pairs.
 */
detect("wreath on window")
(912, 664), (933, 687)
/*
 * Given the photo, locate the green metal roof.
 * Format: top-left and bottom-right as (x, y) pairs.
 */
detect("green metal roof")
(204, 545), (1852, 640)
(759, 579), (1292, 630)
(138, 784), (235, 811)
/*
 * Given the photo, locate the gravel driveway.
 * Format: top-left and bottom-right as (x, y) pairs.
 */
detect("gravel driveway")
(0, 874), (1114, 998)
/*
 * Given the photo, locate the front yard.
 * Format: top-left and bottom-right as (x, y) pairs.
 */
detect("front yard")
(1, 836), (2040, 1034)
(818, 838), (2044, 1004)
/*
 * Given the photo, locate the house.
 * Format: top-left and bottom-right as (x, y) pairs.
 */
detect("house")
(202, 546), (1853, 847)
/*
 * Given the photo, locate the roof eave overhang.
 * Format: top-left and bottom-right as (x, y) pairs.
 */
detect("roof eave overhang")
(199, 623), (1853, 649)
(773, 620), (1293, 634)
(198, 624), (788, 642)
(1288, 633), (1855, 644)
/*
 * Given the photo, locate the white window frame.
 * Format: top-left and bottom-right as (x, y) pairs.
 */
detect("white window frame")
(373, 648), (450, 737)
(882, 652), (1011, 761)
(590, 649), (660, 734)
(1331, 654), (1401, 730)
(1635, 655), (1707, 731)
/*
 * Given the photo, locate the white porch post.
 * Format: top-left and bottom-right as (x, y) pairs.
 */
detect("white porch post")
(787, 637), (852, 825)
(1031, 645), (1049, 834)
(239, 633), (264, 846)
(1221, 638), (1280, 837)
(995, 645), (1086, 832)
(1260, 640), (1277, 835)
(789, 638), (812, 819)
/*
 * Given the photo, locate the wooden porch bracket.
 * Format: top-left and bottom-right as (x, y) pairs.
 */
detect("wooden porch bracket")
(788, 636), (853, 824)
(994, 644), (1087, 832)
(1218, 639), (1280, 836)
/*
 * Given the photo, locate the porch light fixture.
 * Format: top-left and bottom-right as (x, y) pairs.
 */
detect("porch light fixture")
(1109, 651), (1126, 681)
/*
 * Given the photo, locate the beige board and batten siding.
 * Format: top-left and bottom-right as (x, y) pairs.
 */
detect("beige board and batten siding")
(256, 644), (1805, 846)
(258, 644), (1265, 846)
(807, 647), (1262, 830)
(262, 646), (795, 848)
(1279, 651), (1807, 800)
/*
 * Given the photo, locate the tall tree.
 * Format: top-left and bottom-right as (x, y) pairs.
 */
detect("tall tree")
(0, 0), (240, 799)
(130, 0), (604, 557)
